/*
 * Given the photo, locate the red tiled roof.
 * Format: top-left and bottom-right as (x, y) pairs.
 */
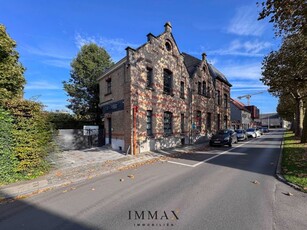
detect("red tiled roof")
(230, 98), (250, 112)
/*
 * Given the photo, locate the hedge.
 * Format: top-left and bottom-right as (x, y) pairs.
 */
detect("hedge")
(0, 99), (54, 184)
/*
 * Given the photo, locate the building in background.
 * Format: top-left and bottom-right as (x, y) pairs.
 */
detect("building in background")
(255, 113), (287, 128)
(98, 22), (232, 154)
(230, 98), (252, 129)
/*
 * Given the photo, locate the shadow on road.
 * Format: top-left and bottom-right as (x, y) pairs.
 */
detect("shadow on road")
(157, 130), (283, 177)
(0, 191), (94, 230)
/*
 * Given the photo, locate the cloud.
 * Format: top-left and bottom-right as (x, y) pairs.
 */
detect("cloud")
(25, 81), (62, 90)
(75, 33), (140, 61)
(43, 59), (71, 69)
(208, 39), (272, 57)
(23, 44), (72, 60)
(22, 44), (73, 68)
(218, 62), (262, 80)
(227, 5), (266, 36)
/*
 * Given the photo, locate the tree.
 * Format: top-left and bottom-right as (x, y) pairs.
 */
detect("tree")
(261, 33), (307, 140)
(0, 24), (26, 100)
(63, 43), (113, 124)
(257, 0), (306, 36)
(277, 94), (295, 122)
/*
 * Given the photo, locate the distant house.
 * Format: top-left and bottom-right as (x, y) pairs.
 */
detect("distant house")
(230, 98), (252, 129)
(97, 22), (232, 154)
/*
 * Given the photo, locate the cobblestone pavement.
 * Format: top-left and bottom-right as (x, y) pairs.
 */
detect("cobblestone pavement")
(1, 144), (197, 200)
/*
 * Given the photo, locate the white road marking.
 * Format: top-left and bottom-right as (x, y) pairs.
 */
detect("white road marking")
(167, 138), (257, 168)
(166, 160), (195, 167)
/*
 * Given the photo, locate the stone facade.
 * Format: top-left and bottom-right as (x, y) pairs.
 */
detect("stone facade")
(98, 22), (232, 154)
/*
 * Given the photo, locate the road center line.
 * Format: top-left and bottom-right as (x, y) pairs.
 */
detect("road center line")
(191, 141), (252, 167)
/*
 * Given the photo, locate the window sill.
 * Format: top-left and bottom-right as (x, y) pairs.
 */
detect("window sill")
(146, 86), (155, 91)
(105, 93), (112, 96)
(163, 133), (173, 137)
(163, 92), (175, 97)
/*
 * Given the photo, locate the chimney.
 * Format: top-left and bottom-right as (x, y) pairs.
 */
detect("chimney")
(164, 22), (172, 33)
(202, 52), (207, 61)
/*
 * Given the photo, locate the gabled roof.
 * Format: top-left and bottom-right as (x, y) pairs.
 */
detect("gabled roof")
(182, 52), (232, 87)
(208, 64), (232, 87)
(230, 98), (250, 112)
(182, 52), (201, 76)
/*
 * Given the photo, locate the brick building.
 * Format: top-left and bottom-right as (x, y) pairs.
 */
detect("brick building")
(98, 22), (232, 154)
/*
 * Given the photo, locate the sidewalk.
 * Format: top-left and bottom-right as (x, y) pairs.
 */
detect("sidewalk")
(0, 143), (207, 201)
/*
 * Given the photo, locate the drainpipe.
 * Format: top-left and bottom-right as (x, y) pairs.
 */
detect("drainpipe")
(133, 105), (138, 155)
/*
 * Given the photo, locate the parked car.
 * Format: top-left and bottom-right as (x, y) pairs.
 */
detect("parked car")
(209, 129), (238, 147)
(262, 127), (269, 133)
(255, 128), (262, 137)
(257, 127), (264, 135)
(246, 128), (257, 138)
(235, 129), (247, 141)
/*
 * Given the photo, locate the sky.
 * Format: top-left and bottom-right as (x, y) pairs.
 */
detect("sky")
(0, 0), (281, 113)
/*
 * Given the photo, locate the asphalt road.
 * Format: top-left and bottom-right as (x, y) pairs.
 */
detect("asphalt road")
(0, 129), (306, 230)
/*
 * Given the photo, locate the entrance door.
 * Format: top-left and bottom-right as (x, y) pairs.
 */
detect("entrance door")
(107, 118), (112, 144)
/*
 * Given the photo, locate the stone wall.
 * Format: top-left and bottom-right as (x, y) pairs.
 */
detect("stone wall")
(54, 129), (99, 150)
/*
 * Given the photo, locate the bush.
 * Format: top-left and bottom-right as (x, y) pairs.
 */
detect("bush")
(47, 112), (94, 129)
(0, 107), (18, 183)
(1, 99), (54, 180)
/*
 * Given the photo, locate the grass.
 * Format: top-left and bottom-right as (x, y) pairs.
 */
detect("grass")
(282, 131), (307, 191)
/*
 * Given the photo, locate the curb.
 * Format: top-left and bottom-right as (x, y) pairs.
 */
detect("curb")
(0, 156), (158, 201)
(275, 130), (304, 191)
(0, 143), (209, 201)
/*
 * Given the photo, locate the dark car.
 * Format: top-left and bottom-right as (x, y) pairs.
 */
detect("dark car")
(209, 129), (238, 147)
(235, 129), (247, 141)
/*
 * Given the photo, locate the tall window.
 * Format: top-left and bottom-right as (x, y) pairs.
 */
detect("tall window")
(180, 81), (185, 99)
(224, 94), (228, 108)
(106, 78), (112, 94)
(224, 115), (228, 129)
(146, 110), (153, 136)
(206, 113), (211, 131)
(146, 67), (153, 88)
(202, 81), (206, 96)
(164, 112), (173, 135)
(181, 113), (184, 134)
(163, 69), (173, 95)
(216, 90), (221, 105)
(198, 82), (202, 95)
(207, 86), (210, 98)
(196, 111), (201, 132)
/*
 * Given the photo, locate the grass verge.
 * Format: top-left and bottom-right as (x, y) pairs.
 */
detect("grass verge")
(282, 131), (307, 191)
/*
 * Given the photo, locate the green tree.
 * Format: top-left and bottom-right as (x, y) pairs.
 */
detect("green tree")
(257, 0), (306, 36)
(63, 43), (113, 124)
(261, 34), (307, 140)
(0, 24), (26, 100)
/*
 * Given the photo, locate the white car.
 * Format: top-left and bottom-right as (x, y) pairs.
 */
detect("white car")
(246, 128), (257, 138)
(255, 128), (262, 137)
